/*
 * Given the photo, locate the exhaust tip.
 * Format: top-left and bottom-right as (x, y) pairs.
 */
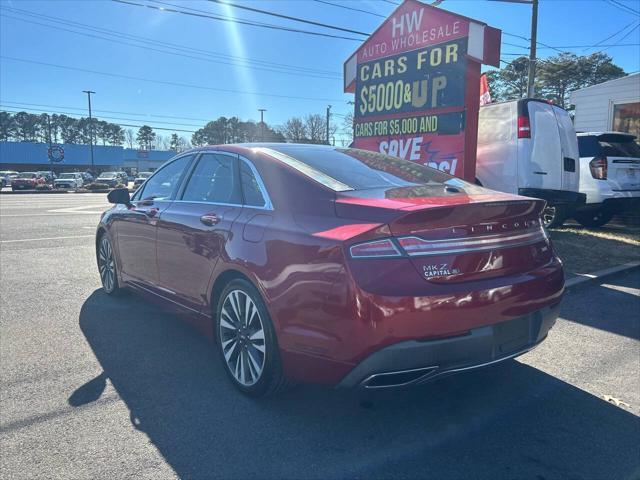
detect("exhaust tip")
(361, 367), (437, 389)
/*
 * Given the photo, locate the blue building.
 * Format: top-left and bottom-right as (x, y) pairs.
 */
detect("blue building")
(0, 141), (175, 174)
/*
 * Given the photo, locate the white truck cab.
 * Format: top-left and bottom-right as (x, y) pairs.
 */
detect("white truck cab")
(477, 98), (585, 227)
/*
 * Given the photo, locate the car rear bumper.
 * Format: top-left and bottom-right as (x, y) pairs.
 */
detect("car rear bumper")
(576, 195), (640, 213)
(337, 302), (560, 388)
(518, 188), (586, 206)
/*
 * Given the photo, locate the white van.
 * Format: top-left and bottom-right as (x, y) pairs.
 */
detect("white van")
(477, 98), (585, 227)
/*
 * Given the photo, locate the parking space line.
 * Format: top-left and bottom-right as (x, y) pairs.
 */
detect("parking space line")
(0, 235), (95, 243)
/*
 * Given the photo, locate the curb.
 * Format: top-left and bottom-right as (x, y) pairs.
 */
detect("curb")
(0, 189), (134, 195)
(0, 189), (73, 194)
(565, 262), (640, 290)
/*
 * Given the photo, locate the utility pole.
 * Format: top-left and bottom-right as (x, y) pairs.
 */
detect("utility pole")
(527, 0), (539, 98)
(326, 105), (331, 145)
(83, 90), (95, 171)
(258, 108), (267, 142)
(47, 115), (53, 184)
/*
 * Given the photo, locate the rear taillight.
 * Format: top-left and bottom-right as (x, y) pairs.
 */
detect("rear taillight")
(589, 157), (608, 180)
(350, 226), (548, 259)
(397, 227), (547, 256)
(517, 115), (531, 138)
(349, 239), (401, 258)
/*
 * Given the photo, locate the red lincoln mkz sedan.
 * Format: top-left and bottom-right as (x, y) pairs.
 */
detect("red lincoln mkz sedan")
(97, 144), (564, 396)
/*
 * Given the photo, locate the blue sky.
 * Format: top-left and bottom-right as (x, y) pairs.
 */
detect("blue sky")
(1, 0), (639, 142)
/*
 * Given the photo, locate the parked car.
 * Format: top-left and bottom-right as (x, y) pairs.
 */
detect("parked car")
(97, 144), (564, 397)
(570, 132), (640, 227)
(0, 170), (18, 188)
(54, 172), (84, 189)
(36, 171), (57, 182)
(477, 98), (585, 227)
(133, 171), (152, 187)
(96, 171), (127, 188)
(11, 172), (39, 190)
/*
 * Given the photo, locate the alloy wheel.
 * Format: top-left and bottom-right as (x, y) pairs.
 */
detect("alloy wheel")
(219, 289), (266, 387)
(98, 237), (116, 293)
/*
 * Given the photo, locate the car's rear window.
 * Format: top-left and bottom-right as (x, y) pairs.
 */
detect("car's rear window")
(100, 173), (117, 178)
(261, 146), (455, 191)
(579, 134), (640, 158)
(598, 134), (640, 158)
(17, 173), (36, 178)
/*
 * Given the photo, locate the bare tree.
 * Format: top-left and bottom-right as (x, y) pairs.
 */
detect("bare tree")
(155, 133), (170, 150)
(281, 117), (307, 143)
(305, 114), (326, 144)
(124, 128), (135, 148)
(178, 136), (191, 151)
(341, 112), (354, 146)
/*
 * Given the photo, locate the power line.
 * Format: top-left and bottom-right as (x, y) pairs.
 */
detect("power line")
(0, 103), (203, 128)
(537, 42), (639, 49)
(605, 0), (640, 17)
(312, 0), (386, 19)
(1, 6), (341, 78)
(1, 100), (210, 122)
(0, 12), (341, 80)
(583, 19), (639, 51)
(600, 22), (640, 52)
(0, 107), (197, 133)
(204, 0), (369, 36)
(112, 0), (362, 42)
(503, 41), (530, 49)
(0, 56), (347, 103)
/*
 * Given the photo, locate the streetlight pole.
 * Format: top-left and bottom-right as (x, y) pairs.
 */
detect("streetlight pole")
(258, 108), (267, 142)
(527, 0), (539, 98)
(83, 90), (95, 172)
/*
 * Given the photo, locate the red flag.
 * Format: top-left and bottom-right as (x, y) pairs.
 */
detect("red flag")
(480, 74), (491, 106)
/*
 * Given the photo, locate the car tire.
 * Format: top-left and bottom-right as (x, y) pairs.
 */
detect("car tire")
(215, 279), (291, 397)
(542, 205), (568, 229)
(574, 209), (613, 228)
(97, 234), (122, 295)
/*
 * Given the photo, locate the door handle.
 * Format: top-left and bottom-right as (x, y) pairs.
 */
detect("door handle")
(200, 214), (219, 226)
(146, 208), (159, 218)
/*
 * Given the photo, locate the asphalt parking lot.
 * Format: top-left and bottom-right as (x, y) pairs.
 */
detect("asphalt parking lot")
(1, 193), (639, 480)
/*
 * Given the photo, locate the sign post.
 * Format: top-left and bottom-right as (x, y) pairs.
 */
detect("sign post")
(47, 145), (64, 187)
(344, 0), (501, 182)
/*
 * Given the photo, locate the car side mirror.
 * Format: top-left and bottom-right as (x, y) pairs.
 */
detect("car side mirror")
(107, 187), (131, 205)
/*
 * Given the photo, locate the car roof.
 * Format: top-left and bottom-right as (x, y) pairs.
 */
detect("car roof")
(185, 143), (337, 153)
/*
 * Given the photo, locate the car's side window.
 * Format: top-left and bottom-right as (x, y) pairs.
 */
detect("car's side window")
(239, 160), (267, 208)
(181, 153), (242, 205)
(138, 155), (193, 201)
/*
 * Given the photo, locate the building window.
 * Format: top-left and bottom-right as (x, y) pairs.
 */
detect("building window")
(612, 102), (640, 139)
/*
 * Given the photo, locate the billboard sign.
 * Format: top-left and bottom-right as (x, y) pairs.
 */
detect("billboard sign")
(344, 0), (501, 181)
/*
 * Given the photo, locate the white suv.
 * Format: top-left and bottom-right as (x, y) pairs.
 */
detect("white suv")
(573, 132), (640, 227)
(54, 172), (84, 189)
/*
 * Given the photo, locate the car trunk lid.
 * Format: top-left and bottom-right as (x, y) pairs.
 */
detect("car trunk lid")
(337, 189), (552, 284)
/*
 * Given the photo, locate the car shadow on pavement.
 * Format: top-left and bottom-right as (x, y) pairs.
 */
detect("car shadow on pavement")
(76, 289), (640, 480)
(561, 271), (640, 340)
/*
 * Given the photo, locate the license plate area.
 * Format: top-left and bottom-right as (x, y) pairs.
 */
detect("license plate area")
(493, 316), (535, 356)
